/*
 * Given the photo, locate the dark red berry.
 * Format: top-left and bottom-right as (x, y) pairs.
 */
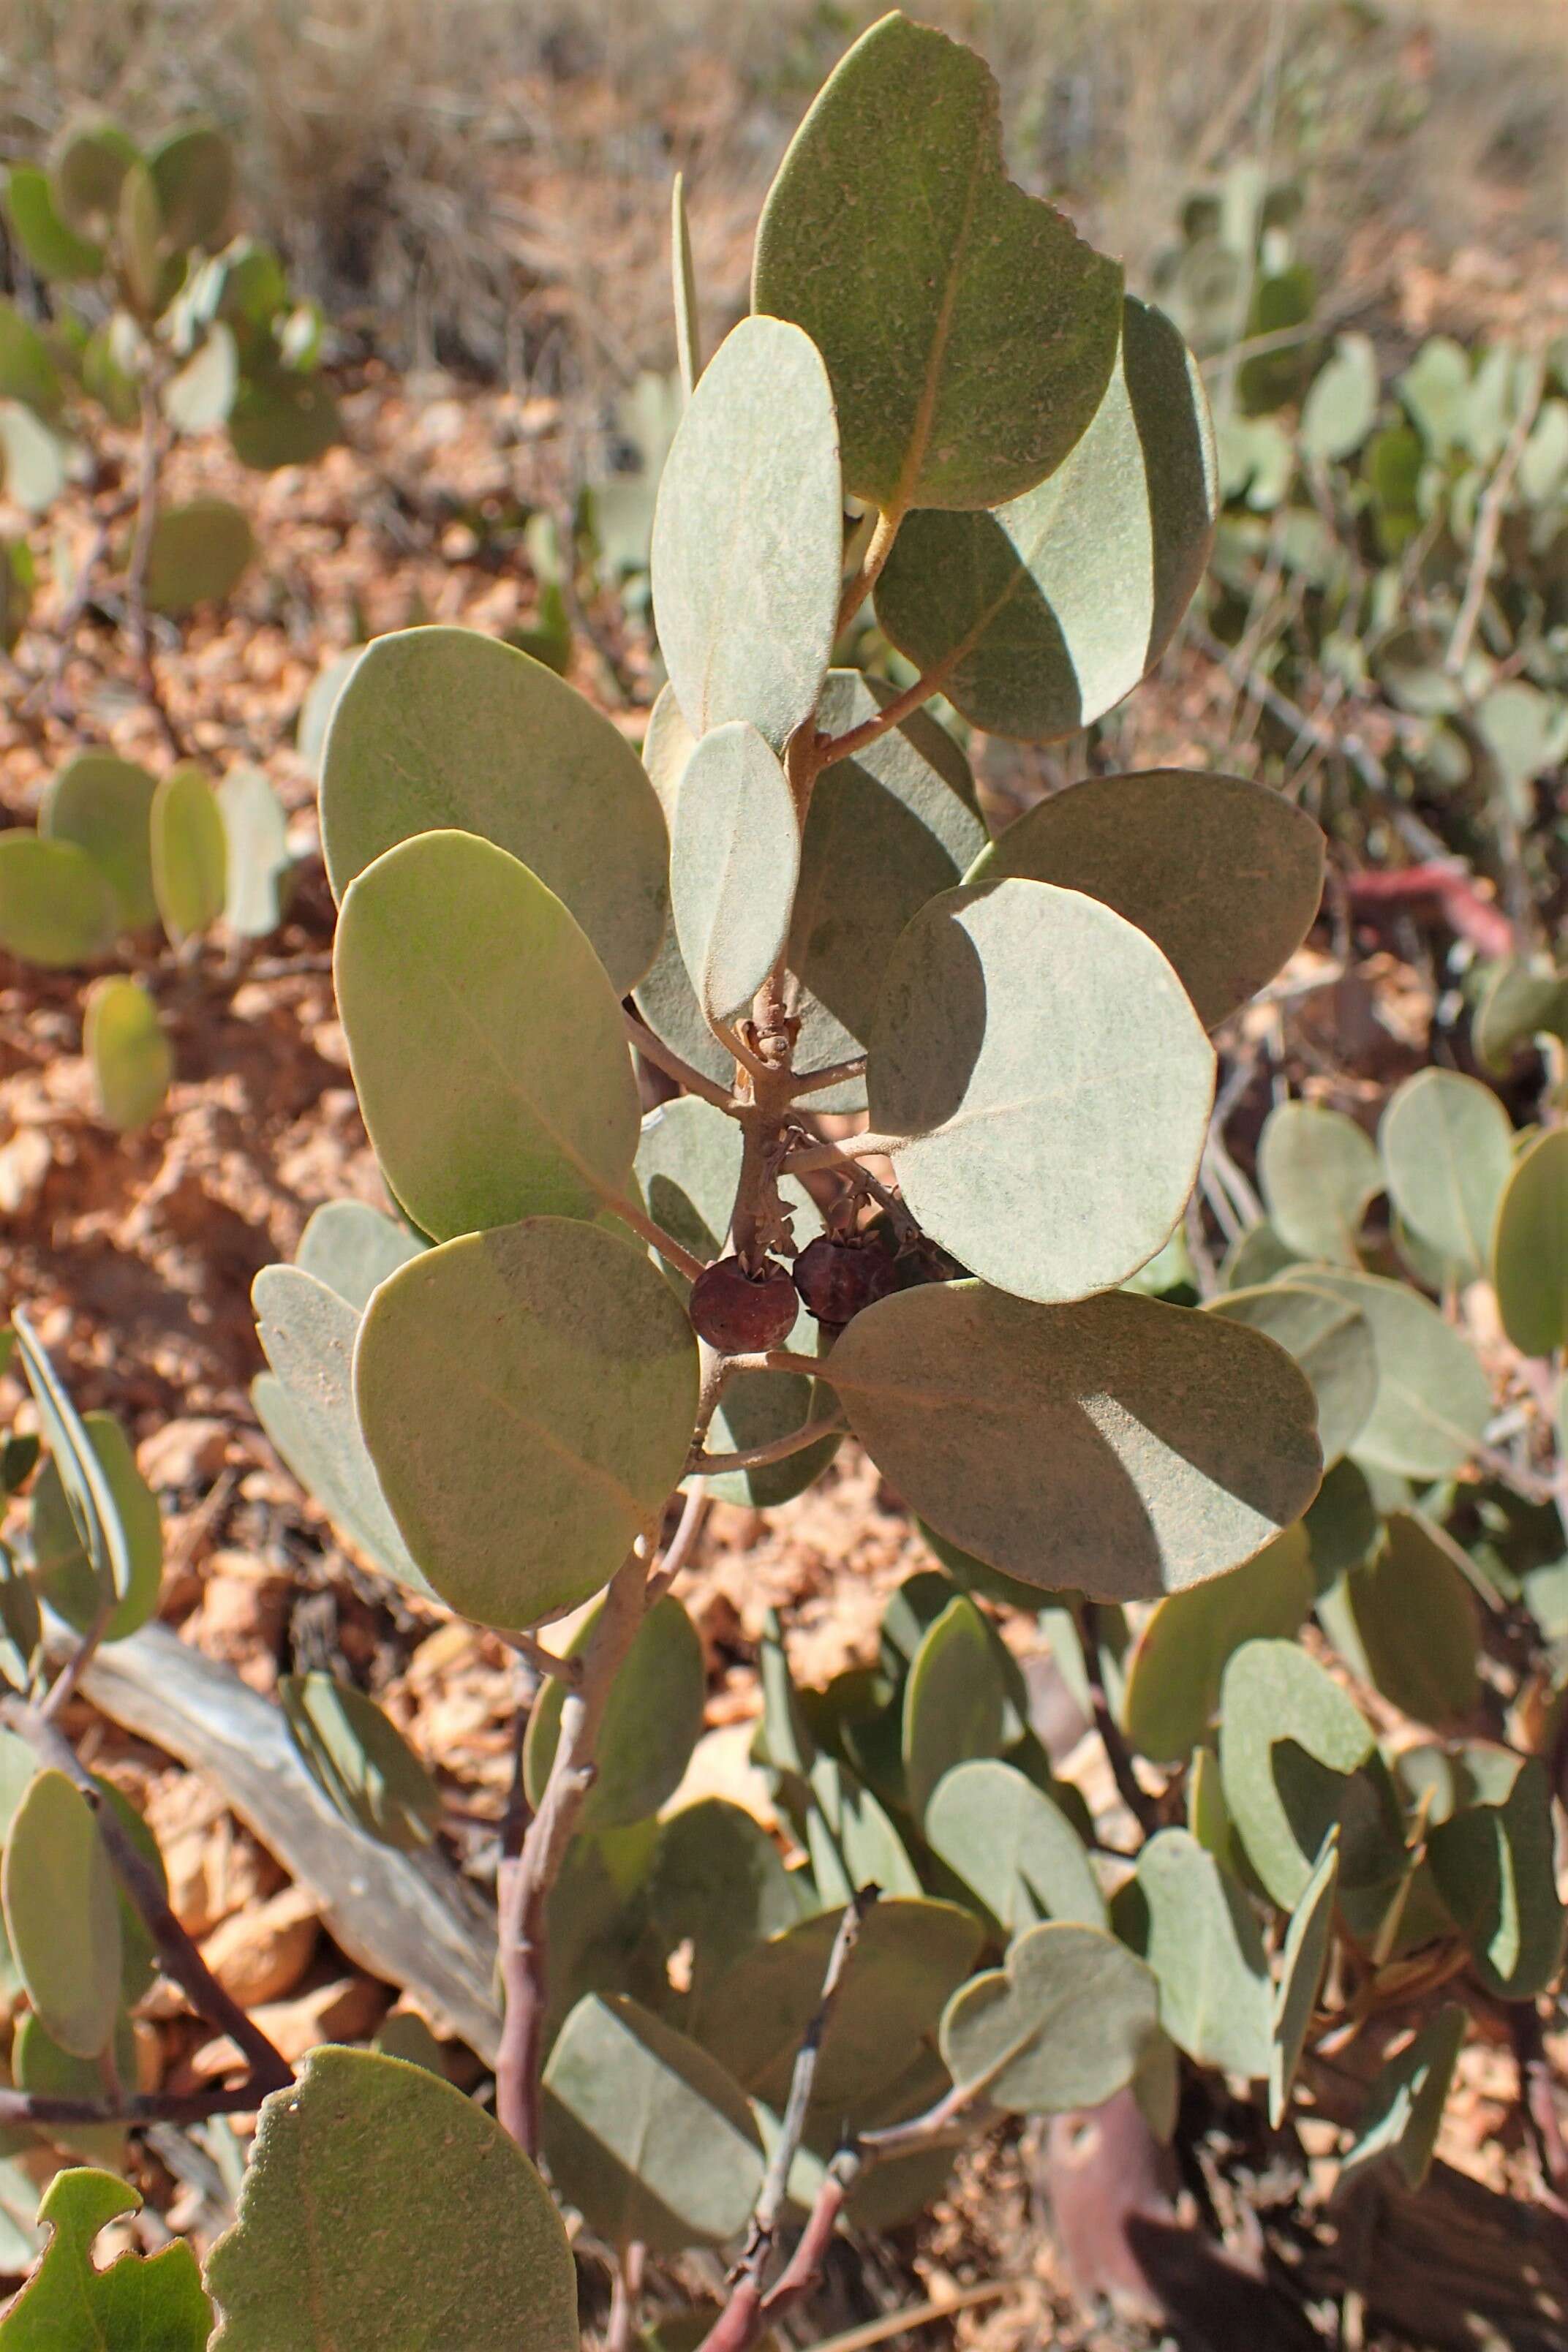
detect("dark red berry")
(792, 1234), (899, 1327)
(688, 1256), (798, 1353)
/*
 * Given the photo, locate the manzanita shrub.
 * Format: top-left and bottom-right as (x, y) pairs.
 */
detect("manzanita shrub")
(1, 16), (1565, 2349)
(0, 749), (293, 1128)
(0, 113), (339, 644)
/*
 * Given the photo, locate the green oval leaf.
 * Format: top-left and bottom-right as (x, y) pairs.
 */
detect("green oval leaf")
(1, 1771), (121, 2058)
(0, 399), (67, 512)
(924, 1758), (1105, 1933)
(939, 1920), (1159, 2114)
(543, 1992), (764, 2254)
(1270, 1831), (1338, 2127)
(823, 1282), (1321, 1602)
(1122, 1526), (1313, 1765)
(4, 165), (104, 279)
(670, 721), (800, 1027)
(1340, 2002), (1466, 2191)
(697, 1898), (984, 2119)
(1299, 333), (1379, 462)
(1379, 1068), (1515, 1283)
(1291, 1269), (1491, 1480)
(752, 12), (1121, 513)
(217, 764), (292, 938)
(147, 122), (234, 249)
(649, 1799), (802, 2008)
(205, 2047), (578, 2352)
(1327, 1512), (1479, 1727)
(0, 834), (116, 968)
(50, 117), (138, 231)
(636, 672), (985, 1107)
(0, 2168), (212, 2351)
(650, 315), (840, 751)
(164, 321), (239, 434)
(870, 878), (1215, 1303)
(333, 829), (640, 1241)
(279, 1672), (440, 1850)
(0, 300), (63, 420)
(12, 2013), (135, 2168)
(1492, 1126), (1568, 1357)
(252, 1264), (432, 1597)
(524, 1596), (705, 1831)
(1207, 1281), (1376, 1469)
(39, 750), (158, 931)
(143, 497), (255, 613)
(320, 625), (668, 993)
(1133, 1828), (1271, 2078)
(875, 295), (1215, 738)
(1474, 959), (1568, 1074)
(1257, 1101), (1382, 1265)
(83, 976), (170, 1132)
(31, 1406), (162, 1640)
(150, 762), (227, 942)
(902, 1595), (1005, 1825)
(229, 374), (343, 471)
(1218, 1639), (1373, 1908)
(802, 1751), (921, 1907)
(1427, 1752), (1565, 1999)
(11, 1309), (132, 1609)
(293, 1200), (425, 1314)
(354, 1218), (698, 1629)
(968, 770), (1322, 1028)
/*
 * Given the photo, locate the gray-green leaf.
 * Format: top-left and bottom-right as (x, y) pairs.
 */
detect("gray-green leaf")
(822, 1282), (1321, 1602)
(205, 2047), (578, 2352)
(543, 1993), (764, 2254)
(875, 295), (1214, 738)
(939, 1921), (1159, 2113)
(650, 315), (840, 752)
(967, 769), (1322, 1028)
(869, 878), (1215, 1303)
(670, 721), (800, 1027)
(353, 1218), (698, 1629)
(752, 12), (1122, 513)
(320, 625), (668, 993)
(333, 829), (640, 1241)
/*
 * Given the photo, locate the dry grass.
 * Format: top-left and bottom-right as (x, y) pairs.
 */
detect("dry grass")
(0, 0), (1561, 393)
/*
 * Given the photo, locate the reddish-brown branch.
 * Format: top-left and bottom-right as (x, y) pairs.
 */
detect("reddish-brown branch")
(494, 1549), (650, 2155)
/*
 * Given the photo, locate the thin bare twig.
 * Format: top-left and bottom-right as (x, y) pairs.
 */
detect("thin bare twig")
(623, 1006), (735, 1111)
(1077, 1601), (1161, 1837)
(504, 1629), (584, 1687)
(699, 1889), (880, 2352)
(834, 508), (901, 638)
(124, 376), (184, 761)
(606, 2239), (647, 2352)
(686, 1416), (845, 1480)
(643, 1484), (709, 1607)
(39, 1595), (116, 1723)
(789, 1054), (868, 1098)
(600, 1184), (707, 1282)
(1446, 354), (1546, 677)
